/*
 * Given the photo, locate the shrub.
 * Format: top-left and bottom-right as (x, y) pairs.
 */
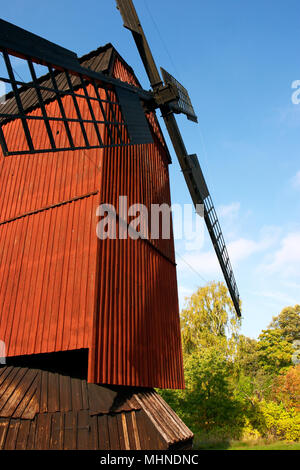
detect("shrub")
(159, 347), (245, 439)
(256, 400), (300, 441)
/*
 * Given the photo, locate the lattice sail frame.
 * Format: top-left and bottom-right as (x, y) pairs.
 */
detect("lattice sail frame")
(0, 18), (153, 157)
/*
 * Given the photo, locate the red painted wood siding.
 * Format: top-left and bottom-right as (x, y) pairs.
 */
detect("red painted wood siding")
(0, 52), (184, 389)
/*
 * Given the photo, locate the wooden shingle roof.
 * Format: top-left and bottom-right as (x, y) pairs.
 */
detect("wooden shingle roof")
(0, 365), (193, 450)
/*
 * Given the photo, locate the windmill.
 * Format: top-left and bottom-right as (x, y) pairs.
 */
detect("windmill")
(0, 1), (240, 451)
(115, 0), (241, 317)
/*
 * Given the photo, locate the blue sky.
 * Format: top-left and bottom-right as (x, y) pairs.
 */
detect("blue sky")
(1, 0), (300, 338)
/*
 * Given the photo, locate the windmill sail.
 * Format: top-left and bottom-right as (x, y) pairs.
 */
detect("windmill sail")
(0, 18), (153, 156)
(116, 0), (241, 317)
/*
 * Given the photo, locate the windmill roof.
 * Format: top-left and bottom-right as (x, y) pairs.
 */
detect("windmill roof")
(0, 43), (172, 162)
(0, 365), (193, 450)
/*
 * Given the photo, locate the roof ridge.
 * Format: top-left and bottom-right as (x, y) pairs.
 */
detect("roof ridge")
(78, 42), (114, 63)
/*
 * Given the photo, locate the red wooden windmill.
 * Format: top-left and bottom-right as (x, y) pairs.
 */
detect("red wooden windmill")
(0, 0), (240, 450)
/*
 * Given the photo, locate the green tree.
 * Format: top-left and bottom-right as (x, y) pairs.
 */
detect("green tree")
(233, 334), (277, 405)
(180, 281), (241, 354)
(268, 305), (300, 343)
(235, 368), (274, 403)
(161, 283), (300, 443)
(159, 282), (244, 438)
(160, 348), (244, 437)
(256, 305), (300, 374)
(257, 328), (293, 374)
(235, 335), (259, 376)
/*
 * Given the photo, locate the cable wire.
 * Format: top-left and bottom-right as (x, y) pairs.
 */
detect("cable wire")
(175, 250), (208, 284)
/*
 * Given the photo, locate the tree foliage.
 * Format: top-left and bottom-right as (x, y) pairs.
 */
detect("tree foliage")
(180, 281), (240, 354)
(160, 347), (245, 438)
(159, 284), (300, 443)
(274, 365), (300, 410)
(268, 305), (300, 343)
(257, 328), (293, 374)
(235, 335), (259, 376)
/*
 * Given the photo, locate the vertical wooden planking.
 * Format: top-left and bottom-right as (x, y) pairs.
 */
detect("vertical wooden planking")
(0, 48), (184, 389)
